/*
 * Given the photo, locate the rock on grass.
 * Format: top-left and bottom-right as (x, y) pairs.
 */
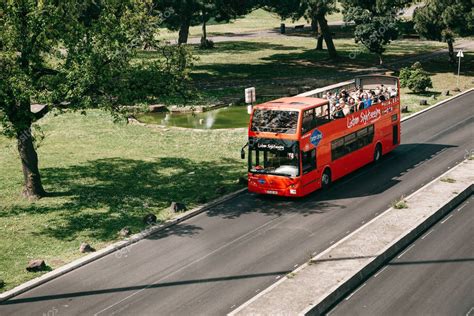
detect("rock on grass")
(26, 259), (47, 272)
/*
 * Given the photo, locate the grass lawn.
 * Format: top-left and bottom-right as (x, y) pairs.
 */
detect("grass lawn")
(0, 112), (247, 292)
(157, 8), (344, 41)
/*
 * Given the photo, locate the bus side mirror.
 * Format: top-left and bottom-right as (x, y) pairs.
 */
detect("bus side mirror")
(241, 149), (246, 160)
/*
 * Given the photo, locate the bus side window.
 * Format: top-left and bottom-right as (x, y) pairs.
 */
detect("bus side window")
(302, 149), (316, 174)
(302, 109), (314, 134)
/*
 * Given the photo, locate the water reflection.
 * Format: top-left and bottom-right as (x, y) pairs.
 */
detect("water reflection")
(137, 106), (250, 129)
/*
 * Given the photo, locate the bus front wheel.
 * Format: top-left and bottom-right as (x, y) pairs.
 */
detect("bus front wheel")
(374, 144), (382, 163)
(321, 169), (332, 189)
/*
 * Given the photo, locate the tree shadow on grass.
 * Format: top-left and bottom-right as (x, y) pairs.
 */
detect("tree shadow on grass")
(2, 157), (245, 242)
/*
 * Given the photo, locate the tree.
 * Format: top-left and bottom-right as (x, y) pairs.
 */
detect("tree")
(413, 0), (474, 63)
(155, 0), (256, 45)
(399, 62), (433, 93)
(0, 0), (192, 199)
(263, 0), (338, 58)
(341, 0), (412, 64)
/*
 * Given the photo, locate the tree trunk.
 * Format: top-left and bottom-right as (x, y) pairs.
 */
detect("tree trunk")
(378, 53), (383, 65)
(316, 35), (324, 50)
(17, 127), (46, 199)
(316, 14), (337, 59)
(312, 18), (324, 50)
(178, 16), (191, 45)
(447, 39), (455, 64)
(311, 18), (318, 34)
(202, 12), (207, 42)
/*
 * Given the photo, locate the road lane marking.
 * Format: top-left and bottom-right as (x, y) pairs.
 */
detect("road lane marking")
(275, 275), (281, 280)
(397, 244), (415, 259)
(457, 204), (467, 212)
(374, 266), (388, 278)
(94, 215), (288, 315)
(466, 307), (474, 316)
(230, 304), (236, 309)
(345, 283), (366, 301)
(421, 229), (434, 239)
(294, 264), (298, 268)
(441, 214), (454, 224)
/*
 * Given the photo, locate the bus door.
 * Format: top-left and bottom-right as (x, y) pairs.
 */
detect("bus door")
(301, 148), (318, 192)
(392, 124), (399, 145)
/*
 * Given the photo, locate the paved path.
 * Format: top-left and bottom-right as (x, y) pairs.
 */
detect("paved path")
(332, 197), (474, 316)
(1, 91), (472, 315)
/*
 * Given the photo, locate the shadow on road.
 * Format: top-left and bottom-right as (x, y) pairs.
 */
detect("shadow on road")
(0, 270), (291, 306)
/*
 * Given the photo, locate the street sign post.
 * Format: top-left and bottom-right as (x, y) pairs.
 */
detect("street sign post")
(456, 50), (464, 89)
(245, 87), (256, 114)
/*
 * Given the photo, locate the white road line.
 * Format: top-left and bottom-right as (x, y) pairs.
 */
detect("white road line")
(275, 275), (281, 280)
(330, 240), (335, 244)
(294, 264), (298, 268)
(457, 204), (467, 212)
(255, 289), (260, 293)
(312, 252), (317, 256)
(397, 244), (415, 259)
(374, 266), (388, 278)
(345, 283), (366, 301)
(230, 304), (236, 309)
(466, 307), (474, 316)
(421, 229), (434, 240)
(94, 215), (287, 315)
(346, 230), (350, 234)
(441, 214), (454, 224)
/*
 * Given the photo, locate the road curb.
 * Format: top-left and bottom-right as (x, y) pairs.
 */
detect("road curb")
(0, 187), (247, 302)
(231, 160), (473, 316)
(400, 88), (473, 123)
(308, 183), (473, 315)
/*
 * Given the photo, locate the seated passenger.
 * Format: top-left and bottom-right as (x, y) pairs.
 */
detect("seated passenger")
(340, 99), (351, 116)
(390, 87), (398, 98)
(333, 104), (345, 119)
(348, 97), (357, 112)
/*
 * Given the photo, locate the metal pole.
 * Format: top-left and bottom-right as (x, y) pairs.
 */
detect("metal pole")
(457, 54), (461, 89)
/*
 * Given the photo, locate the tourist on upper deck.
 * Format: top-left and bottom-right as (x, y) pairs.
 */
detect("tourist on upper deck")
(348, 97), (357, 113)
(333, 104), (345, 119)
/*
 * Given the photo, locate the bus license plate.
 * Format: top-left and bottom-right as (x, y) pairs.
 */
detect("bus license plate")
(266, 190), (278, 195)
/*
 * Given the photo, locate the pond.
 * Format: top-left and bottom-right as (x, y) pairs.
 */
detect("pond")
(136, 106), (250, 129)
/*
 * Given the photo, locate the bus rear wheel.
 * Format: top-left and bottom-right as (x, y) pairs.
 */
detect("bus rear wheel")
(321, 169), (332, 189)
(374, 144), (382, 163)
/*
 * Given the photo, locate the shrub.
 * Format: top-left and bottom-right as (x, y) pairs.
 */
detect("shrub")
(399, 62), (433, 93)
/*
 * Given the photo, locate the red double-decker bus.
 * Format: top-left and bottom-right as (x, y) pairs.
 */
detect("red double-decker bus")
(242, 75), (401, 197)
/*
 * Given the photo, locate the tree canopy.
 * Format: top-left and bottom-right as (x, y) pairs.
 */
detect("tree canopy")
(0, 0), (192, 198)
(341, 0), (412, 64)
(413, 0), (474, 63)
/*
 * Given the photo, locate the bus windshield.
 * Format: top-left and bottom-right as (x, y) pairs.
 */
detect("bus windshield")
(249, 138), (299, 177)
(251, 109), (299, 134)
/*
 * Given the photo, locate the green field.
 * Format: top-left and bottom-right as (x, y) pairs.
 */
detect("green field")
(157, 8), (343, 41)
(0, 112), (247, 291)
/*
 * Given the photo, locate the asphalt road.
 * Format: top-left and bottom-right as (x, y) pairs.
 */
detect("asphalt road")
(1, 91), (473, 316)
(330, 196), (474, 316)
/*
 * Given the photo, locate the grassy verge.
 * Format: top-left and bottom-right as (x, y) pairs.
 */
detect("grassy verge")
(0, 111), (247, 292)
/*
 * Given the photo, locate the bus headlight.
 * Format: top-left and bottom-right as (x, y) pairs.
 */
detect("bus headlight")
(290, 189), (297, 195)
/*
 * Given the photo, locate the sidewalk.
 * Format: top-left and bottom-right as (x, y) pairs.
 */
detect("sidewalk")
(231, 159), (473, 315)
